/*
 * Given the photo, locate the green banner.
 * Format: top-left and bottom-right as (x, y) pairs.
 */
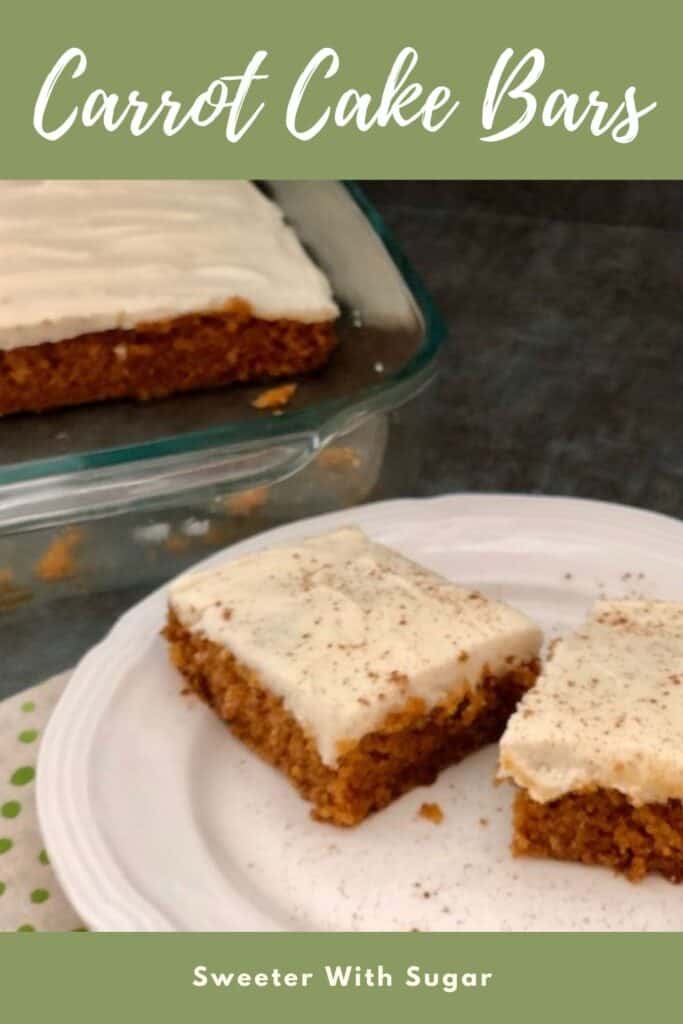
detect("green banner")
(2, 0), (680, 178)
(0, 932), (679, 1022)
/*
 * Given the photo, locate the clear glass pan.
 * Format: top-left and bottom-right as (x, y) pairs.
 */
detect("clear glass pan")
(0, 181), (445, 532)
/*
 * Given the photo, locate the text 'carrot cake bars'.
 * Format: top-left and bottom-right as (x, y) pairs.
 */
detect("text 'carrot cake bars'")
(165, 527), (541, 826)
(0, 180), (338, 416)
(499, 601), (683, 882)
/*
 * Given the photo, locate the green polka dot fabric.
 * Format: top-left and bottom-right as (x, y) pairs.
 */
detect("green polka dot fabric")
(0, 675), (83, 932)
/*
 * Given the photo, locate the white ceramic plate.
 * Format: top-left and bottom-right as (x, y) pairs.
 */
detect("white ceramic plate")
(38, 494), (683, 932)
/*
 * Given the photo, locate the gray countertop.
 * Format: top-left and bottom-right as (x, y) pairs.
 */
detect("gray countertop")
(363, 181), (682, 515)
(2, 181), (681, 697)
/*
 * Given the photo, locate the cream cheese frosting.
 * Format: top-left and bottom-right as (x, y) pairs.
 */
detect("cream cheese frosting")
(499, 600), (683, 805)
(169, 526), (542, 767)
(0, 180), (338, 351)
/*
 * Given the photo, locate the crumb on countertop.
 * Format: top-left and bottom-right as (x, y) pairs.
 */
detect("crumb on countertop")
(225, 486), (269, 516)
(251, 383), (297, 410)
(419, 802), (444, 825)
(34, 527), (82, 581)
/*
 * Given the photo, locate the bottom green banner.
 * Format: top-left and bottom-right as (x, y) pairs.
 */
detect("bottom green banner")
(0, 932), (677, 1022)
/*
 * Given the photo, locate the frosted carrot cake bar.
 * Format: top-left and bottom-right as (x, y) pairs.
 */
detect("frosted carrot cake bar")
(0, 180), (338, 415)
(165, 526), (541, 825)
(499, 601), (683, 882)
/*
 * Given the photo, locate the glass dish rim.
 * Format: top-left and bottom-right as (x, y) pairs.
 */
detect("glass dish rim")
(0, 181), (446, 486)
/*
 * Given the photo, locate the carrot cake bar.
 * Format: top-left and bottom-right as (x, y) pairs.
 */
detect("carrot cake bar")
(165, 526), (541, 825)
(0, 180), (338, 415)
(499, 601), (683, 882)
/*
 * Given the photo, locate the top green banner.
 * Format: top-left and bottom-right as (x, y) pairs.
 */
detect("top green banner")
(3, 0), (681, 178)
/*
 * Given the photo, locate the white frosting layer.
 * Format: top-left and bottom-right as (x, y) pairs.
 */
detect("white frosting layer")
(0, 180), (338, 350)
(169, 527), (542, 767)
(499, 601), (683, 805)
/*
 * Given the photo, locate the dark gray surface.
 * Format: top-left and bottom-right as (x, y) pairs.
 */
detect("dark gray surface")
(364, 181), (682, 515)
(2, 181), (681, 696)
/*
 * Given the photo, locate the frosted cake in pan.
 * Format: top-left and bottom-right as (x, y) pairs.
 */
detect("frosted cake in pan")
(0, 180), (338, 415)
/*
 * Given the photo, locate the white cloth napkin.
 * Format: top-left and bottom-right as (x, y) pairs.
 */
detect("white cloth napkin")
(0, 674), (84, 932)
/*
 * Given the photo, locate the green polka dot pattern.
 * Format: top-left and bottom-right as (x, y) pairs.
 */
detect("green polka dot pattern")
(1, 677), (85, 931)
(10, 766), (35, 786)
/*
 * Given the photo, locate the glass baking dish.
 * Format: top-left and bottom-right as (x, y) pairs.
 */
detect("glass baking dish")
(0, 181), (444, 531)
(0, 180), (445, 691)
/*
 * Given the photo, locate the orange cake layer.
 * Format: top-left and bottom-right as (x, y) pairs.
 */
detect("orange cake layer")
(0, 180), (339, 416)
(513, 788), (683, 883)
(0, 307), (336, 416)
(165, 607), (538, 826)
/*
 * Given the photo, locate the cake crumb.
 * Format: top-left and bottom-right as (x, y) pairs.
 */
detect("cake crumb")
(200, 524), (230, 547)
(547, 637), (561, 659)
(0, 569), (33, 611)
(166, 533), (191, 553)
(34, 528), (82, 581)
(252, 383), (297, 410)
(225, 486), (269, 517)
(419, 802), (444, 825)
(316, 447), (361, 471)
